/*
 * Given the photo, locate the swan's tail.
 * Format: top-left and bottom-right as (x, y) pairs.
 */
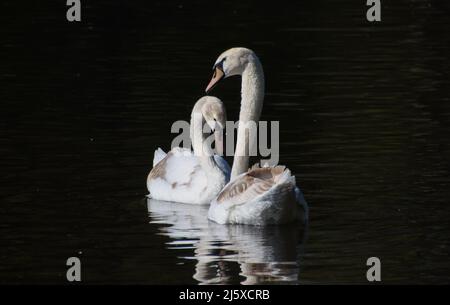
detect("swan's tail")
(153, 148), (167, 166)
(275, 167), (309, 224)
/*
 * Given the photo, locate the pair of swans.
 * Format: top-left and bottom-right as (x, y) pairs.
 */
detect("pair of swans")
(147, 47), (308, 225)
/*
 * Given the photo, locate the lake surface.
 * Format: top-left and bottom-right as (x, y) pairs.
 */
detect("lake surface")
(1, 0), (449, 284)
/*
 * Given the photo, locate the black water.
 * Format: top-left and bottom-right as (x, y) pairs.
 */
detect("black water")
(1, 0), (450, 284)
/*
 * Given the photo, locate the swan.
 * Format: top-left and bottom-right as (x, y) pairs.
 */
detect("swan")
(205, 47), (309, 225)
(147, 96), (230, 204)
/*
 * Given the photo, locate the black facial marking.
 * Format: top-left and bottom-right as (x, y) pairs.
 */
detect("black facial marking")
(213, 57), (226, 71)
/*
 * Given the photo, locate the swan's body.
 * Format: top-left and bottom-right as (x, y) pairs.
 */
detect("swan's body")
(209, 164), (308, 225)
(205, 47), (309, 225)
(147, 96), (230, 204)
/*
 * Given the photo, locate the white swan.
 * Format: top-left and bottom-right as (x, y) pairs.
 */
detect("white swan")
(147, 96), (230, 204)
(205, 47), (309, 225)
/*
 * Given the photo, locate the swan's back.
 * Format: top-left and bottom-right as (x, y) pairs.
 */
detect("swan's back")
(209, 165), (308, 225)
(147, 148), (207, 204)
(148, 148), (231, 204)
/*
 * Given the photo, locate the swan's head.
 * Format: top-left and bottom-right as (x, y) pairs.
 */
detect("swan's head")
(205, 47), (257, 93)
(198, 96), (227, 156)
(201, 96), (227, 131)
(193, 96), (227, 131)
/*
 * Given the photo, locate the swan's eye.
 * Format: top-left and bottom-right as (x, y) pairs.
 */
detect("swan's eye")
(213, 57), (226, 71)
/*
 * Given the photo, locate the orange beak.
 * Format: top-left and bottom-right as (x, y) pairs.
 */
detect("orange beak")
(205, 67), (225, 93)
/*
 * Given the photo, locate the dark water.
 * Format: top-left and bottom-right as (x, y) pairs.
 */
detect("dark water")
(1, 0), (450, 284)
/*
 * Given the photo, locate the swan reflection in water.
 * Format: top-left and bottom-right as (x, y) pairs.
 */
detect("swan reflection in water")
(147, 198), (308, 284)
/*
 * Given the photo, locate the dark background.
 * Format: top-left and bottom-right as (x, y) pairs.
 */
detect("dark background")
(1, 0), (450, 284)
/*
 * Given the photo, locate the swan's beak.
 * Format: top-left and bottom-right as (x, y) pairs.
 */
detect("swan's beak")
(205, 67), (225, 93)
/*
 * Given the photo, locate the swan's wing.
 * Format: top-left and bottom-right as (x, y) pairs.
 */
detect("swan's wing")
(216, 174), (272, 206)
(153, 148), (167, 166)
(147, 147), (212, 203)
(216, 166), (292, 207)
(213, 155), (231, 182)
(148, 148), (201, 186)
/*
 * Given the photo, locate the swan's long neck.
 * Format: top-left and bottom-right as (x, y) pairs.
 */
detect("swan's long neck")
(231, 57), (265, 179)
(190, 112), (221, 176)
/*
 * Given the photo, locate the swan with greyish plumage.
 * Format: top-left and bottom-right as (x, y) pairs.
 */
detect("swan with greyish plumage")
(205, 47), (309, 225)
(147, 96), (230, 204)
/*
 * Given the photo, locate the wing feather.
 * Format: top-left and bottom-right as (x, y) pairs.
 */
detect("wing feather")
(216, 166), (290, 206)
(148, 148), (200, 186)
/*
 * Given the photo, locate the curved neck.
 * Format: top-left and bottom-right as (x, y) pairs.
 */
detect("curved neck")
(190, 112), (219, 173)
(231, 57), (265, 179)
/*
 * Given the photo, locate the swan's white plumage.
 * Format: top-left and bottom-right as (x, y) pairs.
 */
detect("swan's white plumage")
(208, 165), (308, 225)
(148, 147), (230, 204)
